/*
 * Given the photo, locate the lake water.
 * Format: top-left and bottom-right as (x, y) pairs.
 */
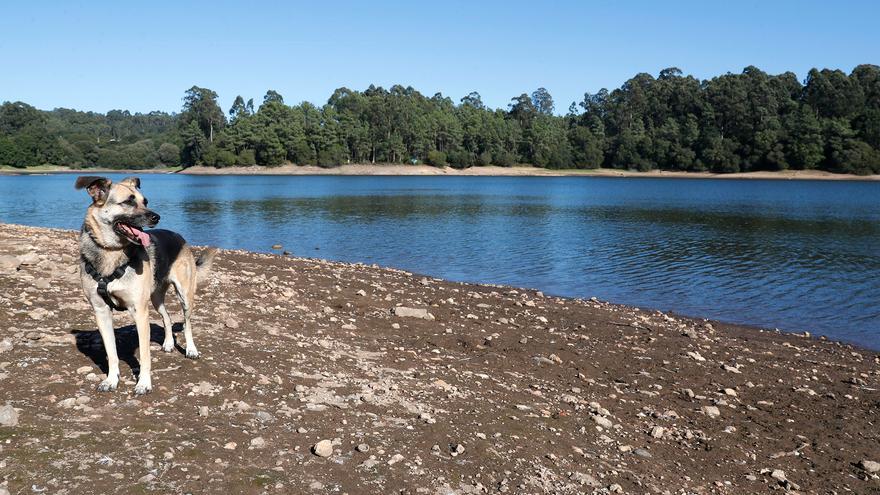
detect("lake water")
(1, 173), (878, 348)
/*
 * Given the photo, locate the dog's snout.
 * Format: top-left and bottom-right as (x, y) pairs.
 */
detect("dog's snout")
(147, 211), (160, 225)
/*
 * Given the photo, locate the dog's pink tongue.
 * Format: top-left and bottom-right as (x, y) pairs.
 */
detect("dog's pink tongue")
(134, 228), (151, 247)
(121, 224), (151, 247)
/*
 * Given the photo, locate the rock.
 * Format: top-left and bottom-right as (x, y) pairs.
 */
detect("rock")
(0, 255), (22, 273)
(138, 473), (156, 483)
(223, 442), (237, 450)
(198, 406), (209, 417)
(592, 414), (613, 428)
(192, 381), (214, 395)
(686, 351), (706, 362)
(771, 469), (787, 482)
(313, 439), (333, 457)
(271, 244), (282, 250)
(392, 306), (434, 320)
(860, 460), (880, 473)
(387, 453), (405, 465)
(356, 443), (370, 453)
(451, 444), (465, 456)
(34, 278), (50, 289)
(254, 411), (274, 423)
(250, 436), (266, 449)
(28, 308), (48, 320)
(0, 339), (12, 354)
(225, 318), (239, 329)
(75, 365), (92, 374)
(17, 252), (39, 265)
(633, 448), (653, 458)
(722, 364), (742, 374)
(702, 405), (721, 418)
(650, 426), (665, 439)
(57, 398), (77, 409)
(0, 404), (19, 427)
(569, 472), (600, 487)
(356, 289), (367, 296)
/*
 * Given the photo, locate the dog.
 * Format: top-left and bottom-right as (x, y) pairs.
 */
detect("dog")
(75, 176), (216, 395)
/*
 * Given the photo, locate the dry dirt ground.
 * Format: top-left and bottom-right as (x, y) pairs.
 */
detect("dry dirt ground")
(0, 223), (879, 494)
(4, 164), (880, 181)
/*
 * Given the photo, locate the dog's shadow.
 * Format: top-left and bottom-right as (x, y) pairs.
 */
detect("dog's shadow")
(71, 323), (183, 377)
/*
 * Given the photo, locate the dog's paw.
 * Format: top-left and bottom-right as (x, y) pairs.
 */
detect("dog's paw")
(97, 378), (118, 392)
(185, 347), (200, 359)
(134, 381), (153, 396)
(161, 341), (175, 353)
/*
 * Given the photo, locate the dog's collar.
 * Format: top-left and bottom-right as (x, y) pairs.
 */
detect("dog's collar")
(81, 256), (130, 312)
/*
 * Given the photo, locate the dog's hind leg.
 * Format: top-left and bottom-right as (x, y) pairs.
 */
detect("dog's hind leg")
(171, 276), (199, 359)
(151, 285), (175, 353)
(133, 300), (153, 395)
(94, 305), (120, 392)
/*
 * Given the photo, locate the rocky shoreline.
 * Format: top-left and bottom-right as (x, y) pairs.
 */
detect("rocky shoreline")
(0, 223), (879, 494)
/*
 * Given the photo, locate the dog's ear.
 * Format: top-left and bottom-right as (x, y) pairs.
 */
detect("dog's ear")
(74, 176), (112, 205)
(120, 176), (141, 189)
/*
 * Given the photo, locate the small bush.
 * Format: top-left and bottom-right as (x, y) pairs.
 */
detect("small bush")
(426, 150), (447, 167)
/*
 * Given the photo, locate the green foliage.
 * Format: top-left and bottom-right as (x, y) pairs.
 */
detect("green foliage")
(2, 65), (880, 173)
(426, 149), (447, 167)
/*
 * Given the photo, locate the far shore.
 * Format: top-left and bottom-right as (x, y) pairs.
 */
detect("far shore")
(2, 163), (880, 181)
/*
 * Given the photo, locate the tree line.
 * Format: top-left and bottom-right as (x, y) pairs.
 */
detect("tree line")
(1, 65), (879, 174)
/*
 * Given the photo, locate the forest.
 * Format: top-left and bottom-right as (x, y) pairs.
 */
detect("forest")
(1, 65), (879, 174)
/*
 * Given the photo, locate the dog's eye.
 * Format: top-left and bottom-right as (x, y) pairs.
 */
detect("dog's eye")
(123, 195), (136, 206)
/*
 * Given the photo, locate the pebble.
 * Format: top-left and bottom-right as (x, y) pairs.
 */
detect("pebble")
(225, 318), (239, 329)
(138, 473), (155, 483)
(356, 443), (370, 453)
(650, 426), (665, 439)
(633, 448), (653, 458)
(0, 255), (21, 273)
(702, 405), (721, 418)
(387, 453), (405, 465)
(313, 439), (333, 457)
(860, 460), (880, 473)
(0, 404), (19, 427)
(392, 306), (434, 320)
(250, 437), (266, 449)
(592, 414), (613, 428)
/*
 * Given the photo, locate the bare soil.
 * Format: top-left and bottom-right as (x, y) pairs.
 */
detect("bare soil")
(0, 223), (879, 494)
(3, 164), (880, 181)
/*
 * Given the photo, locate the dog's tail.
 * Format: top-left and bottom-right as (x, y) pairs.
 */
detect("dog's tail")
(195, 247), (218, 283)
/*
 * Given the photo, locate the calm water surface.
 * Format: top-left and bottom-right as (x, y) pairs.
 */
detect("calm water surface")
(1, 174), (878, 348)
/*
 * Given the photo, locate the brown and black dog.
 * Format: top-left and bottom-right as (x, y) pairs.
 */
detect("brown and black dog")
(76, 176), (215, 394)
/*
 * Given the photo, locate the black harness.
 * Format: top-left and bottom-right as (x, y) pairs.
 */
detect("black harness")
(81, 256), (130, 312)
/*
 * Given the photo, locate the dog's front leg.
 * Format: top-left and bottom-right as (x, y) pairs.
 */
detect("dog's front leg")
(94, 305), (120, 392)
(133, 302), (153, 395)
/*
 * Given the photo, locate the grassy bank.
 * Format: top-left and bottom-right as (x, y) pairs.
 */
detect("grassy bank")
(0, 223), (878, 493)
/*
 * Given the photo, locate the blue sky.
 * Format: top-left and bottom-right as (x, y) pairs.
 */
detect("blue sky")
(1, 0), (878, 115)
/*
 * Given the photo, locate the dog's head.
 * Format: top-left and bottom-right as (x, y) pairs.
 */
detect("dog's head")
(75, 176), (160, 248)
